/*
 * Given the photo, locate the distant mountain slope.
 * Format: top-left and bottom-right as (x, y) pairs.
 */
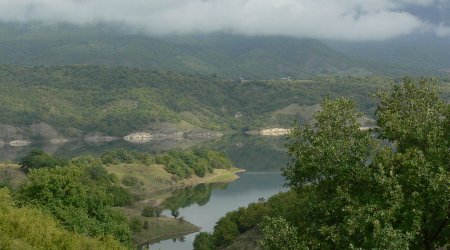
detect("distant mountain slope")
(0, 64), (429, 138)
(0, 22), (367, 79)
(327, 35), (450, 76)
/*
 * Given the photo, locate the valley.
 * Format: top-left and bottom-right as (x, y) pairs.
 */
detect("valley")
(0, 10), (449, 249)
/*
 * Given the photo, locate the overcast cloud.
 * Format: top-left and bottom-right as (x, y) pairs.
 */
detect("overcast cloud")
(0, 0), (448, 41)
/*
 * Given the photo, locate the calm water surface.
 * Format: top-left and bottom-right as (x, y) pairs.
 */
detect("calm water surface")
(149, 172), (286, 250)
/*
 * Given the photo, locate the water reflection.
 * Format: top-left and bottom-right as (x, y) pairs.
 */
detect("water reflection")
(197, 134), (289, 172)
(162, 183), (229, 211)
(0, 137), (214, 162)
(148, 172), (285, 250)
(0, 135), (290, 173)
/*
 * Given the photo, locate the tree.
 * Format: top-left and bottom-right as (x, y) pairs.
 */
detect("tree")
(17, 165), (132, 244)
(171, 209), (180, 219)
(260, 216), (303, 250)
(212, 217), (240, 246)
(19, 149), (64, 173)
(193, 232), (214, 250)
(283, 79), (450, 249)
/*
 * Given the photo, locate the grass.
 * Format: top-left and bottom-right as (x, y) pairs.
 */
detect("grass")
(106, 164), (241, 197)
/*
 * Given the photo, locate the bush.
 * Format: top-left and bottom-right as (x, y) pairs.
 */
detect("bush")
(107, 186), (134, 206)
(19, 149), (65, 173)
(141, 206), (156, 217)
(0, 188), (127, 250)
(212, 217), (239, 247)
(129, 217), (143, 233)
(17, 165), (132, 244)
(193, 232), (214, 250)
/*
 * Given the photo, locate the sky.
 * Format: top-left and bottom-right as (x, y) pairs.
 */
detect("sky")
(0, 0), (449, 41)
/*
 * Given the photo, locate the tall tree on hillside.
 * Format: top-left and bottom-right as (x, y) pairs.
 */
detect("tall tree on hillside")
(283, 78), (450, 249)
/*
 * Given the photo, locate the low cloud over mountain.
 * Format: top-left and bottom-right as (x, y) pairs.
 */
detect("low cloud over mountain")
(0, 0), (449, 41)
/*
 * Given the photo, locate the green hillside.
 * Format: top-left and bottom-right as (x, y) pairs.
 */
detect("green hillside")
(0, 65), (406, 138)
(1, 64), (449, 138)
(327, 35), (450, 76)
(0, 22), (367, 79)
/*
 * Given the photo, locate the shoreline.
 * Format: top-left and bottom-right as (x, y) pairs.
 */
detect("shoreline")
(107, 164), (244, 246)
(135, 226), (200, 247)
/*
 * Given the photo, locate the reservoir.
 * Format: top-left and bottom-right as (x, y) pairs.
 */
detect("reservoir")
(148, 172), (285, 250)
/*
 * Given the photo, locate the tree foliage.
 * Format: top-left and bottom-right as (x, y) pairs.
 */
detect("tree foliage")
(0, 64), (414, 136)
(260, 216), (303, 250)
(155, 149), (232, 179)
(193, 232), (215, 250)
(19, 148), (66, 173)
(0, 188), (126, 250)
(283, 78), (450, 249)
(17, 164), (132, 245)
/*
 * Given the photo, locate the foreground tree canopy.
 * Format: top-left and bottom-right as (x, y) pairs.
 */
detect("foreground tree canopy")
(283, 78), (450, 249)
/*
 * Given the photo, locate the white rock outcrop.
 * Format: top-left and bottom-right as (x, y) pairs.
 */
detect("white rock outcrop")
(123, 132), (152, 143)
(9, 140), (31, 147)
(259, 128), (291, 136)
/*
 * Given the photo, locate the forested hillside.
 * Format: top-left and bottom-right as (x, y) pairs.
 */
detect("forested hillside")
(0, 64), (424, 138)
(0, 22), (369, 79)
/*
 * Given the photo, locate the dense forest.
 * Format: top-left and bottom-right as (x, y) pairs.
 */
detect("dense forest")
(1, 23), (449, 78)
(2, 64), (449, 138)
(0, 22), (369, 79)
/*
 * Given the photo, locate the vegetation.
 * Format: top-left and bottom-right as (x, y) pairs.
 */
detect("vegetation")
(101, 149), (154, 165)
(3, 64), (442, 137)
(0, 146), (237, 249)
(260, 216), (303, 250)
(154, 149), (232, 179)
(0, 188), (126, 250)
(283, 78), (449, 249)
(0, 22), (370, 79)
(196, 78), (450, 249)
(19, 148), (66, 173)
(17, 164), (132, 245)
(192, 191), (299, 249)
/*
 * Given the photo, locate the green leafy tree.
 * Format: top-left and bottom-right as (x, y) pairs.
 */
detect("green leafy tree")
(283, 79), (450, 249)
(17, 165), (131, 245)
(193, 232), (214, 250)
(171, 209), (180, 219)
(260, 216), (304, 250)
(0, 188), (126, 250)
(19, 149), (64, 173)
(212, 217), (240, 247)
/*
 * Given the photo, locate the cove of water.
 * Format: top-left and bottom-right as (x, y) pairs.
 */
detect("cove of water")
(148, 172), (286, 250)
(0, 134), (290, 250)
